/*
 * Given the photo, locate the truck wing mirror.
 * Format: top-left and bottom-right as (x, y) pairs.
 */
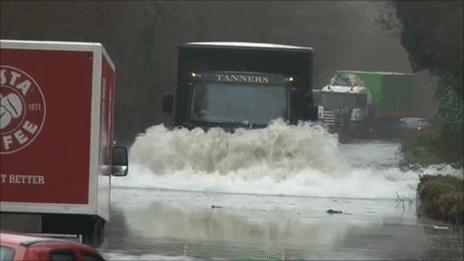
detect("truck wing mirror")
(112, 146), (128, 176)
(162, 93), (173, 114)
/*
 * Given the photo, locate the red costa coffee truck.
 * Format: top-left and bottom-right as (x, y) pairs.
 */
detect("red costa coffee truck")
(0, 40), (128, 247)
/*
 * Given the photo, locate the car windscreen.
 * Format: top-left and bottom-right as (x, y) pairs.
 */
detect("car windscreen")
(191, 82), (289, 126)
(0, 246), (15, 261)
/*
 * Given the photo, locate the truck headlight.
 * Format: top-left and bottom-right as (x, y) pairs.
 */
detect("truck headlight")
(351, 108), (361, 120)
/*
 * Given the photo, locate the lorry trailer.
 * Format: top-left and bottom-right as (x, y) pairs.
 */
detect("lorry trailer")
(0, 40), (128, 247)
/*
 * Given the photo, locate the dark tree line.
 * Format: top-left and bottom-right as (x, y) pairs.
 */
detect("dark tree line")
(394, 1), (463, 162)
(396, 1), (462, 98)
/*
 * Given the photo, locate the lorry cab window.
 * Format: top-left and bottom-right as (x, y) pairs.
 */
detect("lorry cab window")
(191, 81), (289, 126)
(331, 73), (363, 87)
(321, 93), (367, 109)
(331, 74), (351, 86)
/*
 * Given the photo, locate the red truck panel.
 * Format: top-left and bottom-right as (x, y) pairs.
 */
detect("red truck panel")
(1, 49), (93, 204)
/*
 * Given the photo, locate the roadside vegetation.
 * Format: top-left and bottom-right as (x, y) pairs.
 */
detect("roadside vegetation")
(404, 74), (464, 225)
(417, 175), (464, 224)
(400, 75), (463, 225)
(393, 1), (463, 224)
(400, 73), (463, 168)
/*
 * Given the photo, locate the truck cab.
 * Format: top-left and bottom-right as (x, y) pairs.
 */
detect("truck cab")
(316, 72), (372, 134)
(174, 71), (294, 130)
(163, 42), (317, 130)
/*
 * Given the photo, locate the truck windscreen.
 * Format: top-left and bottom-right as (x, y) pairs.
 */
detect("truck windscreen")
(191, 82), (289, 126)
(320, 93), (367, 109)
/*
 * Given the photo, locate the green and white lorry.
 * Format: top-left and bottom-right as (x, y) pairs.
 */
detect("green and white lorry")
(314, 70), (419, 139)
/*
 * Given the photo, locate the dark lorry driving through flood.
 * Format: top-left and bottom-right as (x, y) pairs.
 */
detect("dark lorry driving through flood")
(162, 42), (318, 130)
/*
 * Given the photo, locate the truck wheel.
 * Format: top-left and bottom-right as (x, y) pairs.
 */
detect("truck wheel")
(82, 217), (105, 247)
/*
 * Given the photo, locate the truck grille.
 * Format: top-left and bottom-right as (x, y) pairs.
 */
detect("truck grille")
(322, 110), (336, 126)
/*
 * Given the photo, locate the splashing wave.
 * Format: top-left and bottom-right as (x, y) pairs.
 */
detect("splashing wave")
(114, 120), (460, 199)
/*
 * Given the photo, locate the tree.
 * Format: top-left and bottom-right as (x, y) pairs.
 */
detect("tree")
(394, 1), (463, 163)
(395, 1), (463, 99)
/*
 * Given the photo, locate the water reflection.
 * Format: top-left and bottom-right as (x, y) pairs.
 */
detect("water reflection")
(100, 188), (462, 260)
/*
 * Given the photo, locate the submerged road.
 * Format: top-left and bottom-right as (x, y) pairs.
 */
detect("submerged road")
(99, 140), (463, 260)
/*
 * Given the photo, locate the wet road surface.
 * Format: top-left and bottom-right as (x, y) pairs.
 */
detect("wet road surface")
(100, 188), (463, 260)
(100, 140), (463, 260)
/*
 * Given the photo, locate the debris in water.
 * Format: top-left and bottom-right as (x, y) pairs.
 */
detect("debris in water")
(326, 209), (343, 214)
(432, 225), (449, 230)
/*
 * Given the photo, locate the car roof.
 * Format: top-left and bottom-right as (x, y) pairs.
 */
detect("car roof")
(1, 231), (52, 245)
(0, 231), (91, 249)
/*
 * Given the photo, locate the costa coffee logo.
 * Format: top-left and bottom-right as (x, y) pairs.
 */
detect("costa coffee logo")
(0, 66), (46, 154)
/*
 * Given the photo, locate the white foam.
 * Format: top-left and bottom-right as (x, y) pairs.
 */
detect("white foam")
(418, 164), (463, 178)
(114, 120), (461, 199)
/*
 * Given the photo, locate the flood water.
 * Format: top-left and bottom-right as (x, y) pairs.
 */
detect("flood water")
(100, 122), (463, 260)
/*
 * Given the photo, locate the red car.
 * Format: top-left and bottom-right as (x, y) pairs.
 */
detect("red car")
(0, 231), (105, 261)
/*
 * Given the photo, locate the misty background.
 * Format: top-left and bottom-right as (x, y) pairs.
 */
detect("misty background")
(0, 1), (435, 144)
